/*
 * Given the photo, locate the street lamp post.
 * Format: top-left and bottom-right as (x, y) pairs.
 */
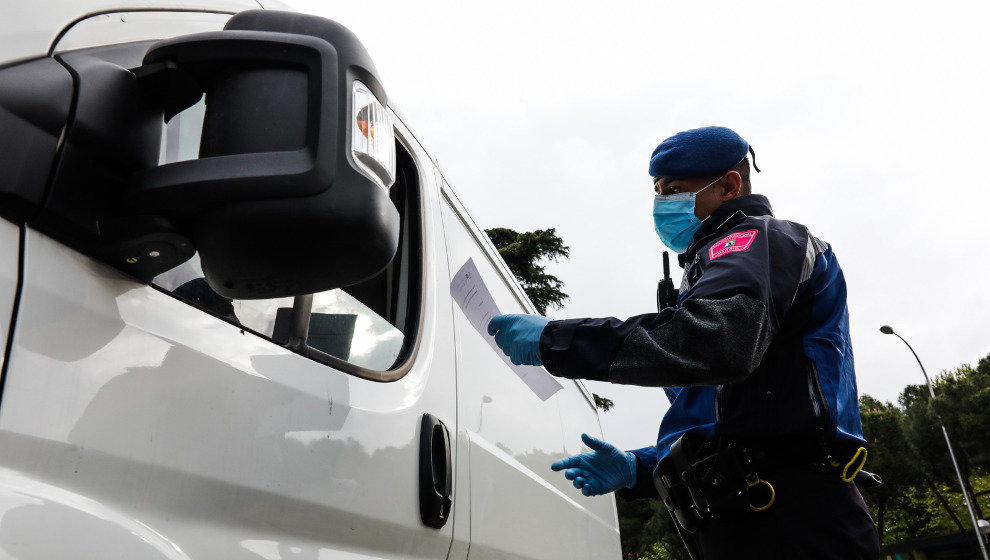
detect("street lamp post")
(880, 325), (989, 559)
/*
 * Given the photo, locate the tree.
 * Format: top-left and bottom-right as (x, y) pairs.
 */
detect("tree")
(485, 226), (620, 412)
(900, 367), (989, 520)
(594, 394), (615, 412)
(930, 359), (990, 473)
(616, 496), (691, 560)
(858, 395), (962, 542)
(858, 354), (990, 545)
(485, 227), (569, 315)
(923, 361), (990, 519)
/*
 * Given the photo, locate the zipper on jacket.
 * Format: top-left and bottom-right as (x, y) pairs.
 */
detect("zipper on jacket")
(807, 361), (829, 424)
(714, 384), (724, 422)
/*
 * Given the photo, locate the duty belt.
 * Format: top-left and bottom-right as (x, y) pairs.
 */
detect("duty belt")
(652, 433), (774, 535)
(652, 432), (880, 535)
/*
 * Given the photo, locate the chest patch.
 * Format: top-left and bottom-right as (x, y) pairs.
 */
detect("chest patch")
(709, 229), (758, 260)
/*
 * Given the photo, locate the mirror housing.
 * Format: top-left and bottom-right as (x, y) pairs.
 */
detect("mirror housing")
(124, 11), (399, 299)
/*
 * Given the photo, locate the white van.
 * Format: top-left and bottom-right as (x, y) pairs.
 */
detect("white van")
(0, 2), (621, 558)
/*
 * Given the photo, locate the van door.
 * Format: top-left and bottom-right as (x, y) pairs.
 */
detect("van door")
(439, 181), (620, 559)
(0, 222), (20, 377)
(0, 20), (458, 559)
(0, 48), (76, 379)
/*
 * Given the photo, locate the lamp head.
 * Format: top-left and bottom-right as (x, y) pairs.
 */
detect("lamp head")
(880, 325), (895, 335)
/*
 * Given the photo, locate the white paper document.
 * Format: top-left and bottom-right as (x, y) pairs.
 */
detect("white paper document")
(450, 258), (563, 401)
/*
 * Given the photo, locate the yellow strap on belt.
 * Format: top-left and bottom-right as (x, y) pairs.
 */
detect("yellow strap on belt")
(841, 447), (867, 482)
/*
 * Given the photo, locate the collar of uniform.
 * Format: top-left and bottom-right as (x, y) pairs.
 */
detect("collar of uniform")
(677, 194), (774, 268)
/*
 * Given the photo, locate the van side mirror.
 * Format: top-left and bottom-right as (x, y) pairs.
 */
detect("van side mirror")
(122, 11), (399, 299)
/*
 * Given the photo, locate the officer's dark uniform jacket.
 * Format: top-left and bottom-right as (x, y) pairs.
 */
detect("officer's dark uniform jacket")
(538, 194), (866, 497)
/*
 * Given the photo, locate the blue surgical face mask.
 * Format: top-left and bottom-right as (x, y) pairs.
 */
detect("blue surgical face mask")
(652, 176), (722, 253)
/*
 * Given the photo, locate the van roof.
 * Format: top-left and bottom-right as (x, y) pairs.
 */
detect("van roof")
(0, 0), (280, 66)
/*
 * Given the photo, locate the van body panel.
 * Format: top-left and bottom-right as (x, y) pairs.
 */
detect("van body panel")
(0, 186), (456, 558)
(0, 464), (193, 559)
(254, 0), (295, 10)
(439, 187), (621, 559)
(52, 11), (232, 54)
(556, 378), (621, 531)
(435, 180), (599, 411)
(0, 1), (622, 556)
(0, 0), (261, 66)
(0, 220), (18, 375)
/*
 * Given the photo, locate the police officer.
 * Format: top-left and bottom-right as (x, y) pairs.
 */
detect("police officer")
(487, 126), (881, 559)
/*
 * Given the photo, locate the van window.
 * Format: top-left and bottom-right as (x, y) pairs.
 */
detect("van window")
(161, 98), (204, 163)
(152, 254), (294, 339)
(304, 144), (422, 372)
(150, 102), (293, 341)
(307, 287), (403, 370)
(152, 102), (423, 374)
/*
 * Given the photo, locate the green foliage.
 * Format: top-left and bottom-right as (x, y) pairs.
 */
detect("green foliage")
(637, 542), (687, 560)
(930, 359), (990, 471)
(484, 227), (570, 315)
(859, 355), (990, 544)
(900, 384), (953, 481)
(616, 496), (690, 560)
(593, 393), (614, 412)
(859, 395), (924, 542)
(879, 483), (951, 542)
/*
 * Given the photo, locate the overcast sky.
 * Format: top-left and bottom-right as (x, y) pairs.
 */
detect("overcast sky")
(292, 0), (990, 451)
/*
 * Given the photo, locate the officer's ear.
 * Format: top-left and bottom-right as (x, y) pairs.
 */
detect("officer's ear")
(720, 171), (743, 201)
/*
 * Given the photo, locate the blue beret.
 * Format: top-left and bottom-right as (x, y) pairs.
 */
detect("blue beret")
(649, 126), (751, 178)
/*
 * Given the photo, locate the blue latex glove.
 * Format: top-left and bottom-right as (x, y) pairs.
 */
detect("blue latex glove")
(486, 314), (550, 366)
(550, 433), (637, 496)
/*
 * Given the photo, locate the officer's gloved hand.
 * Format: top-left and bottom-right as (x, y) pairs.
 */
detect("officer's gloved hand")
(487, 314), (550, 366)
(551, 433), (637, 496)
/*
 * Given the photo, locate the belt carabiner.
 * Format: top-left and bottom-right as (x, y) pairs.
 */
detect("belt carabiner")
(745, 476), (775, 512)
(841, 447), (868, 482)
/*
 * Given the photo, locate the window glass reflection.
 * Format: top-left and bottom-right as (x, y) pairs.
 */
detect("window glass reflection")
(153, 254), (292, 338)
(308, 289), (404, 371)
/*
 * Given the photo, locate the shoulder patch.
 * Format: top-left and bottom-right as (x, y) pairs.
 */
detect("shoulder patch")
(709, 229), (758, 260)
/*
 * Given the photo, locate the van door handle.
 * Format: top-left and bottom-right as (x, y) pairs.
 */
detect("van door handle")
(419, 413), (452, 528)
